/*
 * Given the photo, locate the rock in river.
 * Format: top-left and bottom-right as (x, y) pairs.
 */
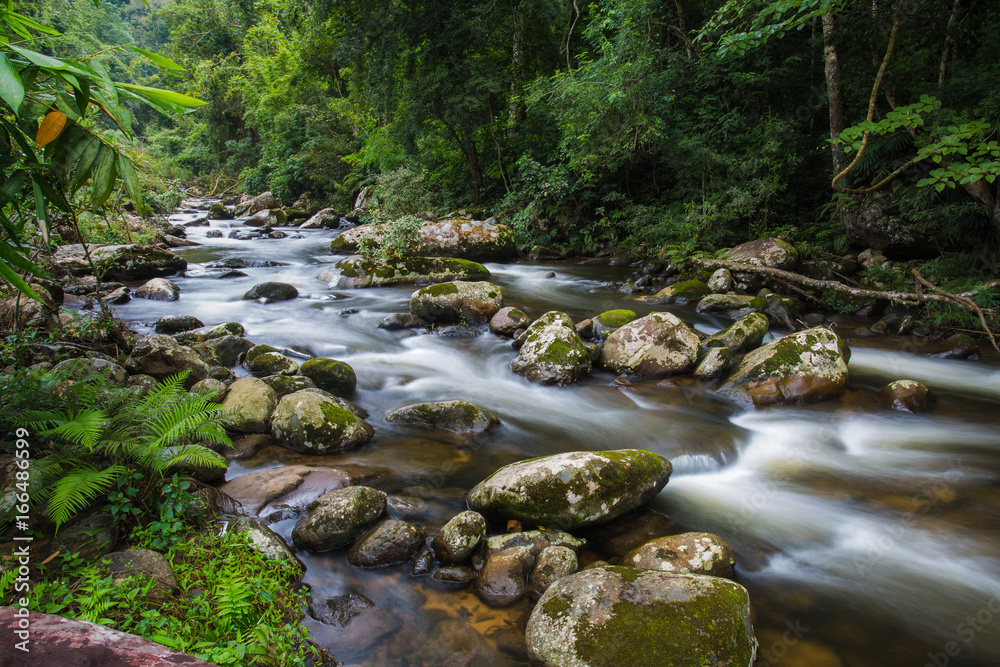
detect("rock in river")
(511, 311), (592, 385)
(331, 254), (490, 289)
(468, 450), (672, 530)
(124, 334), (210, 386)
(242, 281), (298, 303)
(621, 532), (735, 578)
(385, 400), (500, 436)
(525, 566), (757, 667)
(347, 519), (424, 567)
(432, 510), (488, 564)
(271, 389), (374, 454)
(292, 485), (387, 551)
(409, 280), (503, 324)
(299, 357), (357, 396)
(600, 312), (701, 378)
(221, 377), (277, 433)
(720, 327), (850, 408)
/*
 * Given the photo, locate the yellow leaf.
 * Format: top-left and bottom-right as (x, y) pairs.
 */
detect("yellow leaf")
(36, 111), (67, 148)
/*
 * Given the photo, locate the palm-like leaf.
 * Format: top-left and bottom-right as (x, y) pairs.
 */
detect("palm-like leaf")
(31, 409), (108, 449)
(46, 464), (129, 528)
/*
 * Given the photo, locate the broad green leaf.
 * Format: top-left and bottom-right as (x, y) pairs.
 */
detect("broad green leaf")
(8, 45), (66, 70)
(0, 247), (41, 302)
(116, 153), (144, 211)
(124, 46), (186, 72)
(117, 83), (207, 109)
(0, 53), (24, 113)
(32, 176), (71, 212)
(90, 144), (117, 205)
(31, 180), (48, 245)
(0, 168), (28, 204)
(7, 11), (61, 36)
(71, 137), (101, 191)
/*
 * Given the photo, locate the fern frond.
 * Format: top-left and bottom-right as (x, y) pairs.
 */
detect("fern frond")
(161, 445), (227, 471)
(37, 410), (109, 449)
(140, 372), (191, 412)
(148, 398), (229, 449)
(46, 464), (129, 528)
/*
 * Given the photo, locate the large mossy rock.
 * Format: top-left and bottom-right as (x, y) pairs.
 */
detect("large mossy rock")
(385, 400), (500, 435)
(409, 280), (503, 324)
(234, 190), (279, 217)
(347, 519), (424, 567)
(228, 515), (305, 578)
(511, 311), (592, 385)
(53, 244), (187, 281)
(468, 450), (672, 530)
(124, 334), (210, 386)
(221, 377), (278, 433)
(638, 280), (710, 305)
(299, 357), (357, 396)
(600, 312), (700, 378)
(621, 532), (735, 579)
(271, 390), (374, 454)
(332, 255), (490, 289)
(725, 237), (799, 270)
(331, 218), (517, 260)
(525, 566), (757, 667)
(432, 511), (488, 564)
(703, 313), (769, 354)
(291, 486), (387, 552)
(720, 327), (850, 408)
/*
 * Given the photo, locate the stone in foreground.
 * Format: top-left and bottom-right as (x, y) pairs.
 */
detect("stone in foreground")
(720, 327), (850, 408)
(511, 311), (592, 385)
(409, 280), (503, 324)
(291, 486), (387, 552)
(525, 566), (756, 667)
(271, 390), (374, 454)
(621, 532), (735, 578)
(468, 450), (671, 530)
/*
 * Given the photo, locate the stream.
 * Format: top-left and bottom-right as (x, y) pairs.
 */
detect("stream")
(106, 203), (1000, 666)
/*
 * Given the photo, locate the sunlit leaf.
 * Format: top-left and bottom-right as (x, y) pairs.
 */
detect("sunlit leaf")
(0, 53), (24, 113)
(123, 46), (186, 72)
(35, 111), (67, 148)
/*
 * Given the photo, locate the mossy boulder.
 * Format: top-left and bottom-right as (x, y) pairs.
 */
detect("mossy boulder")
(525, 566), (757, 667)
(154, 315), (205, 335)
(511, 311), (592, 385)
(124, 334), (210, 386)
(490, 306), (533, 337)
(479, 529), (586, 559)
(52, 357), (127, 384)
(208, 202), (233, 219)
(476, 545), (534, 607)
(227, 515), (305, 578)
(432, 511), (488, 564)
(530, 545), (579, 595)
(260, 374), (317, 398)
(600, 312), (700, 378)
(877, 380), (930, 413)
(331, 218), (517, 260)
(347, 519), (424, 567)
(299, 358), (357, 396)
(222, 377), (278, 433)
(270, 390), (374, 454)
(720, 327), (850, 408)
(333, 254), (490, 289)
(174, 321), (245, 343)
(133, 277), (180, 301)
(190, 378), (226, 402)
(53, 243), (187, 281)
(409, 280), (503, 324)
(703, 313), (769, 354)
(621, 532), (735, 579)
(638, 280), (710, 305)
(203, 335), (254, 367)
(105, 549), (178, 596)
(468, 450), (672, 530)
(249, 351), (300, 376)
(693, 347), (733, 380)
(242, 282), (298, 303)
(291, 486), (387, 552)
(385, 400), (500, 435)
(726, 237), (799, 270)
(592, 309), (638, 340)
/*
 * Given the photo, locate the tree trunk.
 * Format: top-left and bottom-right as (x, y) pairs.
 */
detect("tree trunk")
(938, 0), (961, 85)
(822, 12), (846, 175)
(508, 4), (524, 138)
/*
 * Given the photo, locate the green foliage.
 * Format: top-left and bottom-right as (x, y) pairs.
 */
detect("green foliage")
(131, 475), (203, 551)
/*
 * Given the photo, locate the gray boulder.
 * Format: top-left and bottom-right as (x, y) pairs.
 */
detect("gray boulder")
(726, 237), (799, 270)
(228, 515), (305, 578)
(221, 377), (278, 433)
(133, 277), (179, 301)
(124, 335), (210, 386)
(409, 280), (503, 324)
(53, 244), (186, 281)
(638, 280), (710, 305)
(331, 217), (517, 260)
(468, 450), (672, 530)
(105, 549), (178, 595)
(291, 486), (387, 551)
(154, 315), (204, 334)
(490, 306), (532, 337)
(347, 519), (424, 567)
(260, 374), (317, 398)
(600, 312), (700, 378)
(692, 347), (733, 380)
(270, 390), (374, 454)
(703, 313), (769, 354)
(511, 311), (592, 385)
(385, 400), (500, 436)
(242, 282), (298, 303)
(529, 545), (578, 595)
(332, 255), (490, 289)
(52, 357), (127, 383)
(525, 566), (757, 667)
(432, 511), (488, 564)
(621, 532), (735, 578)
(249, 351), (300, 376)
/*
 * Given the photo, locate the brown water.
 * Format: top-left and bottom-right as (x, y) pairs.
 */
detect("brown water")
(108, 203), (1000, 666)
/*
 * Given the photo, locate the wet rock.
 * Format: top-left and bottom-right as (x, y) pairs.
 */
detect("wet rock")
(183, 216), (209, 227)
(433, 511), (488, 563)
(411, 546), (435, 576)
(271, 390), (374, 454)
(877, 380), (930, 413)
(436, 324), (481, 337)
(0, 607), (217, 666)
(208, 202), (233, 219)
(154, 315), (204, 334)
(103, 285), (131, 304)
(707, 268), (733, 293)
(386, 400), (500, 436)
(219, 465), (311, 514)
(479, 529), (586, 560)
(261, 374), (317, 398)
(234, 190), (280, 217)
(105, 549), (178, 594)
(53, 243), (187, 281)
(133, 277), (180, 301)
(190, 378), (226, 402)
(858, 247), (889, 269)
(378, 313), (426, 330)
(433, 565), (476, 585)
(578, 509), (672, 558)
(530, 545), (578, 594)
(622, 532), (735, 578)
(638, 279), (710, 305)
(347, 519), (424, 567)
(490, 306), (533, 337)
(51, 357), (127, 383)
(692, 347), (733, 380)
(249, 351), (300, 376)
(422, 618), (498, 666)
(477, 545), (534, 606)
(124, 334), (210, 385)
(331, 217), (517, 260)
(50, 510), (117, 562)
(600, 312), (701, 378)
(300, 207), (341, 229)
(575, 318), (594, 339)
(221, 377), (278, 433)
(291, 486), (387, 551)
(333, 254), (491, 289)
(870, 313), (902, 336)
(720, 327), (851, 408)
(933, 333), (978, 359)
(592, 309), (638, 340)
(222, 433), (274, 460)
(696, 293), (767, 319)
(525, 566), (757, 667)
(176, 321), (245, 342)
(205, 229), (223, 238)
(299, 357), (357, 396)
(310, 592), (375, 626)
(511, 311), (592, 385)
(204, 334), (254, 367)
(726, 237), (799, 270)
(126, 374), (159, 396)
(313, 607), (400, 656)
(703, 313), (769, 354)
(242, 281), (298, 303)
(409, 280), (504, 324)
(468, 450), (672, 530)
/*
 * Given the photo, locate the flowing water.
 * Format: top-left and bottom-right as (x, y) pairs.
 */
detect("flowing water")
(105, 203), (1000, 666)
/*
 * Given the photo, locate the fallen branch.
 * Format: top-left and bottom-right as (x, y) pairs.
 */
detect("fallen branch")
(692, 257), (1000, 344)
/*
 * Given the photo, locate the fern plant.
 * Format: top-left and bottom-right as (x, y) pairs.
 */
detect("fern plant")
(24, 371), (231, 529)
